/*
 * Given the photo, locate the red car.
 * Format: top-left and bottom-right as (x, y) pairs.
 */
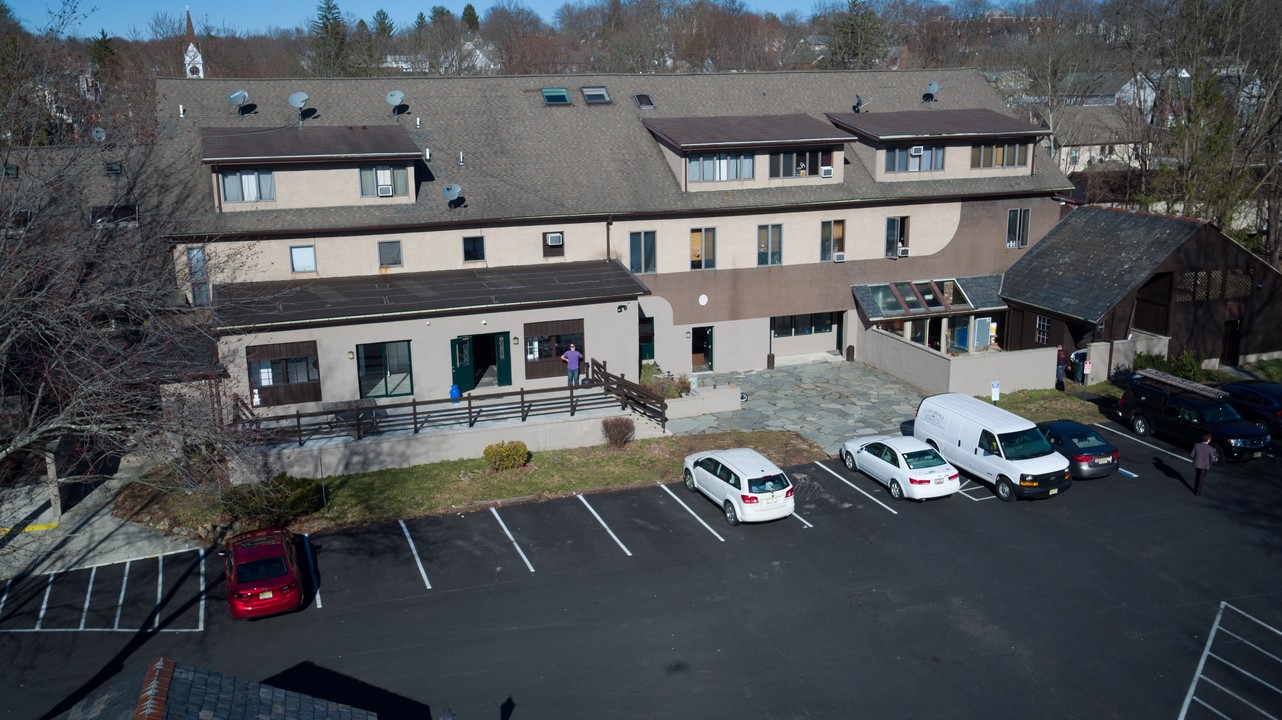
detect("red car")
(222, 528), (305, 619)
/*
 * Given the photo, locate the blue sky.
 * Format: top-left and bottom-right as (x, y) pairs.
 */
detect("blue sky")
(9, 0), (828, 38)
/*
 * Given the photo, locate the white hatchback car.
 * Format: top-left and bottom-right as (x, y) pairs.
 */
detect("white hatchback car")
(682, 448), (795, 525)
(842, 435), (960, 501)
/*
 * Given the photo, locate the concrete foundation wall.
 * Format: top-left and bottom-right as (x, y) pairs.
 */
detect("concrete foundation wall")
(858, 327), (1061, 396)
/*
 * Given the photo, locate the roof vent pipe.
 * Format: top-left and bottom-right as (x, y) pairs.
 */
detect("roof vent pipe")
(179, 104), (185, 118)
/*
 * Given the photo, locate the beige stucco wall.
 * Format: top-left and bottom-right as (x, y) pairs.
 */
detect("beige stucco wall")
(213, 163), (416, 213)
(856, 326), (1060, 396)
(222, 300), (639, 410)
(873, 142), (1035, 183)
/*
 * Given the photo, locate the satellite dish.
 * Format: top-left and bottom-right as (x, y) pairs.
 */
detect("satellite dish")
(922, 93), (934, 103)
(927, 80), (941, 95)
(91, 127), (106, 142)
(442, 184), (462, 201)
(228, 89), (249, 106)
(385, 90), (405, 107)
(853, 94), (863, 113)
(288, 91), (310, 109)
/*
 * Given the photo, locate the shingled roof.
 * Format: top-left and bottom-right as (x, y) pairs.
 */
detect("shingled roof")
(827, 108), (1049, 141)
(214, 259), (649, 330)
(58, 657), (377, 720)
(155, 70), (1072, 239)
(1000, 206), (1206, 323)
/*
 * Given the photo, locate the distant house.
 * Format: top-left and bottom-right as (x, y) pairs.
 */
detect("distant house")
(1048, 104), (1147, 175)
(1000, 206), (1282, 373)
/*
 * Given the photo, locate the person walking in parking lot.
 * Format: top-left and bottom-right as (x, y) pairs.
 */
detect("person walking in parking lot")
(561, 343), (583, 386)
(1191, 433), (1214, 495)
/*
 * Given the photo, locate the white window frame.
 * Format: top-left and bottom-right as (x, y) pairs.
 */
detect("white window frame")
(291, 245), (317, 273)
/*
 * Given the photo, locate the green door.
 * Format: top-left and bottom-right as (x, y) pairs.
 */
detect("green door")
(451, 336), (475, 392)
(495, 332), (511, 386)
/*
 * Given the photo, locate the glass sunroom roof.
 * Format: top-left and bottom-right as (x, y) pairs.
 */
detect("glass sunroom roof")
(853, 276), (1005, 321)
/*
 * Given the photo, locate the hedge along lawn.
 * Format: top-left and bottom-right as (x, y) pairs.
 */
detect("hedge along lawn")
(304, 429), (827, 528)
(970, 386), (1120, 425)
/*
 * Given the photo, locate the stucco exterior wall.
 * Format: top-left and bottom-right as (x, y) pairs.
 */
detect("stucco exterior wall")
(214, 163), (416, 213)
(857, 326), (1060, 396)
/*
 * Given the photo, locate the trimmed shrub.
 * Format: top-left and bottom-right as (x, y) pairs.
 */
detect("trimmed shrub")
(640, 363), (691, 399)
(601, 416), (636, 448)
(1132, 349), (1205, 383)
(484, 440), (530, 471)
(222, 473), (322, 527)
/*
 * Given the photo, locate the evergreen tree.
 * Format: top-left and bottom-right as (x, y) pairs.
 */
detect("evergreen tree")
(430, 5), (453, 25)
(461, 3), (480, 32)
(309, 0), (349, 76)
(825, 0), (885, 70)
(371, 8), (394, 38)
(86, 30), (117, 74)
(349, 18), (378, 76)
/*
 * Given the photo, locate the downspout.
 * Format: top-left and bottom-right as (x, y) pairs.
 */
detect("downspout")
(212, 164), (223, 213)
(606, 216), (612, 261)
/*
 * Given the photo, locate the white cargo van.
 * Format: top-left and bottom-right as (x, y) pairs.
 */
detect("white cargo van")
(912, 393), (1071, 501)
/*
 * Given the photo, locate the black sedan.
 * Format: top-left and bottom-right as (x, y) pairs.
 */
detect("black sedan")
(1036, 419), (1120, 479)
(1219, 381), (1282, 438)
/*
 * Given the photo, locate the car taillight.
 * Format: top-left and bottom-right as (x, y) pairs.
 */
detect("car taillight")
(909, 477), (931, 485)
(785, 487), (794, 498)
(234, 591), (255, 600)
(281, 582), (297, 593)
(1073, 454), (1093, 463)
(1111, 451), (1120, 461)
(741, 494), (759, 504)
(948, 473), (959, 481)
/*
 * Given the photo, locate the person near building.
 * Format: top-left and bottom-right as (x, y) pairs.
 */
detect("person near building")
(561, 343), (583, 386)
(1191, 433), (1215, 496)
(1055, 345), (1069, 391)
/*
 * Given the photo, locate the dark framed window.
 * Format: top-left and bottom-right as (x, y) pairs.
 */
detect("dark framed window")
(89, 204), (139, 226)
(379, 240), (402, 267)
(885, 145), (945, 173)
(1035, 315), (1050, 345)
(359, 166), (409, 197)
(247, 341), (321, 407)
(523, 319), (584, 379)
(630, 231), (656, 273)
(104, 161), (123, 175)
(690, 228), (716, 270)
(772, 312), (837, 337)
(463, 236), (485, 262)
(769, 149), (832, 178)
(688, 152), (754, 182)
(6, 209), (32, 236)
(820, 220), (845, 261)
(543, 231), (565, 257)
(885, 217), (908, 258)
(3, 164), (17, 178)
(1006, 208), (1030, 249)
(971, 143), (1029, 168)
(356, 340), (413, 398)
(188, 246), (209, 307)
(757, 224), (782, 266)
(635, 94), (655, 109)
(220, 169), (275, 202)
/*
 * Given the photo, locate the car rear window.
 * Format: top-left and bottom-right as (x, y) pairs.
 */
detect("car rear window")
(237, 557), (288, 583)
(1066, 431), (1109, 450)
(748, 473), (790, 493)
(903, 449), (946, 470)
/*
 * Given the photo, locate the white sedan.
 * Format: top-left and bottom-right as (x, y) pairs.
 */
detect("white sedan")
(682, 448), (795, 525)
(841, 435), (960, 501)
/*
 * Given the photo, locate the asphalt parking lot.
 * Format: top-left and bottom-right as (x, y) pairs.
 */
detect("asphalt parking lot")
(4, 421), (1281, 720)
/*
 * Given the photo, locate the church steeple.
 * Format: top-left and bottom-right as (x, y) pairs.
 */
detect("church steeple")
(183, 7), (204, 79)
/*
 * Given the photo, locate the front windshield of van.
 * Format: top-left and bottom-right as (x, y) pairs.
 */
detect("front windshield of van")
(998, 427), (1055, 460)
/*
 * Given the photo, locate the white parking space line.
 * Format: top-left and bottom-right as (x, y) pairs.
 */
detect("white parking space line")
(811, 462), (899, 515)
(114, 560), (130, 630)
(35, 574), (54, 630)
(956, 479), (998, 502)
(399, 520), (433, 590)
(79, 566), (96, 630)
(1180, 602), (1282, 720)
(0, 578), (10, 618)
(154, 555), (163, 630)
(490, 507), (536, 573)
(197, 548), (205, 631)
(792, 512), (813, 529)
(658, 483), (726, 542)
(1118, 468), (1139, 478)
(303, 534), (322, 609)
(577, 494), (632, 556)
(1093, 423), (1190, 463)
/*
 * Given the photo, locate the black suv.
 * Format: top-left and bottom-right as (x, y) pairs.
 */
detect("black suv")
(1116, 370), (1271, 464)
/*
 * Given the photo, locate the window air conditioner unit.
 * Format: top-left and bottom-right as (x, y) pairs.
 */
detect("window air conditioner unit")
(546, 232), (564, 246)
(376, 185), (394, 197)
(898, 246), (911, 257)
(819, 166), (833, 178)
(910, 145), (924, 156)
(832, 251), (846, 262)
